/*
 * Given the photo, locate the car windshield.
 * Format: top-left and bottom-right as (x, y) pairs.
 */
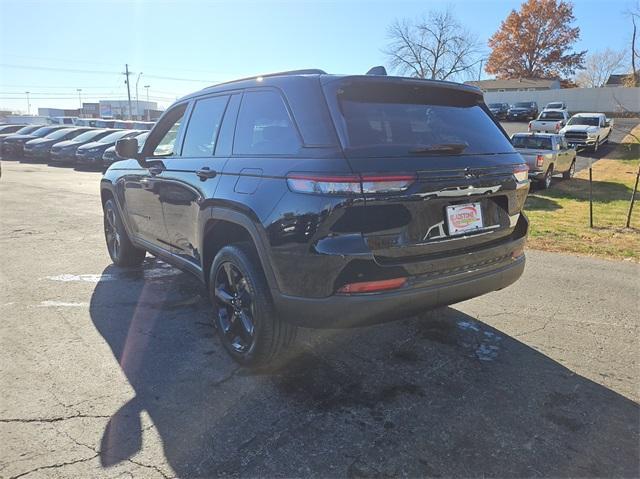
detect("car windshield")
(540, 111), (564, 120)
(546, 103), (563, 109)
(97, 130), (133, 144)
(14, 125), (42, 135)
(568, 116), (600, 126)
(335, 82), (514, 157)
(73, 129), (108, 142)
(512, 135), (553, 150)
(31, 126), (59, 136)
(44, 128), (76, 140)
(514, 102), (532, 108)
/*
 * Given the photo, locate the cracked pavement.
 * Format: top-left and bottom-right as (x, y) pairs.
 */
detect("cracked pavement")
(1, 161), (638, 478)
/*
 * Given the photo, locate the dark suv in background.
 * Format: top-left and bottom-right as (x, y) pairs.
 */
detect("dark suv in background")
(507, 101), (539, 121)
(488, 102), (509, 120)
(102, 68), (529, 366)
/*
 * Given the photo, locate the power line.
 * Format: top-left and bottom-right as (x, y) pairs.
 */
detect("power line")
(0, 63), (119, 75)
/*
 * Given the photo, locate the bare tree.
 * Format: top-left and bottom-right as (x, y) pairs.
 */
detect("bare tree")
(384, 8), (480, 81)
(575, 48), (627, 87)
(627, 3), (639, 86)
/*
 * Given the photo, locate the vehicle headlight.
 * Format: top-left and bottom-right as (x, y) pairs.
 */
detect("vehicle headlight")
(587, 131), (597, 137)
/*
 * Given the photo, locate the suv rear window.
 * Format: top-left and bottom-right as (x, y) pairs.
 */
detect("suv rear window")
(335, 82), (514, 157)
(234, 90), (300, 155)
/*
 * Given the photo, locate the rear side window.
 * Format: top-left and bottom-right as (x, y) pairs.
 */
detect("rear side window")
(181, 95), (229, 157)
(335, 83), (514, 157)
(234, 90), (299, 155)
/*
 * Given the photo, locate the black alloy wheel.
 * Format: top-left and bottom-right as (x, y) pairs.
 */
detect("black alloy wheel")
(103, 199), (146, 267)
(104, 206), (121, 261)
(214, 261), (256, 354)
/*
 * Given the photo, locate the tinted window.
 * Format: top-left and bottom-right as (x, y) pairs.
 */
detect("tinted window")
(182, 95), (229, 157)
(0, 125), (22, 133)
(45, 128), (77, 140)
(73, 129), (109, 142)
(151, 105), (186, 156)
(336, 83), (514, 157)
(32, 126), (62, 136)
(567, 116), (600, 126)
(512, 135), (552, 150)
(15, 125), (42, 135)
(98, 130), (136, 144)
(540, 111), (564, 120)
(234, 90), (299, 155)
(514, 102), (532, 108)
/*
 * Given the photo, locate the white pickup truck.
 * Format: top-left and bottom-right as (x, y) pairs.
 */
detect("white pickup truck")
(528, 109), (569, 133)
(560, 113), (613, 151)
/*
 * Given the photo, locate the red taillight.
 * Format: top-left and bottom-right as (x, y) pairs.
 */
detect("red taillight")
(536, 155), (544, 168)
(337, 277), (407, 294)
(513, 164), (529, 182)
(286, 173), (415, 195)
(528, 122), (532, 132)
(555, 122), (561, 132)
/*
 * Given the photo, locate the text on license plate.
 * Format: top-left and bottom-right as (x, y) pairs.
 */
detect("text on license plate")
(446, 203), (483, 235)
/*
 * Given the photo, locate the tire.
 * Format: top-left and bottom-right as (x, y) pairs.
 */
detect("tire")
(538, 166), (553, 190)
(562, 160), (576, 180)
(103, 198), (146, 267)
(210, 243), (296, 368)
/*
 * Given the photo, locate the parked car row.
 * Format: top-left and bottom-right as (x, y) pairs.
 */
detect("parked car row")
(0, 124), (148, 169)
(489, 101), (568, 122)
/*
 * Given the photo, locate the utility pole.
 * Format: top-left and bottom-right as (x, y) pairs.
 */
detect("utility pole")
(124, 64), (133, 120)
(25, 91), (30, 115)
(144, 85), (150, 120)
(77, 89), (82, 116)
(135, 72), (143, 120)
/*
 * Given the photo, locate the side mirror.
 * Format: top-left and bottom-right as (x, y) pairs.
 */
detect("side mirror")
(605, 120), (611, 127)
(115, 138), (143, 165)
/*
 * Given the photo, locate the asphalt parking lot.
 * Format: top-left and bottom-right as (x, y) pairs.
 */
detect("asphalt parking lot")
(0, 161), (638, 478)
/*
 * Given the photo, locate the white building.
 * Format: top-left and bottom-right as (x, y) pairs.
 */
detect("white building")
(99, 99), (158, 120)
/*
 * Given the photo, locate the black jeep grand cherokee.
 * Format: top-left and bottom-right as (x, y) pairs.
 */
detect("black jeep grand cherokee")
(102, 68), (529, 366)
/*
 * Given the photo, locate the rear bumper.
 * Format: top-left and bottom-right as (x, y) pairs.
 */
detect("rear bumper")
(528, 170), (545, 180)
(273, 240), (526, 328)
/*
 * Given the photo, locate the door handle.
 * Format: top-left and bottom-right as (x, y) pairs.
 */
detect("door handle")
(196, 167), (217, 181)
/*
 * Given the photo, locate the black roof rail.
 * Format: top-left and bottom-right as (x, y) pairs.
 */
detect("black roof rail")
(204, 69), (327, 90)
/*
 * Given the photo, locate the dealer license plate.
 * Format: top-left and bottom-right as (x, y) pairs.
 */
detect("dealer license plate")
(446, 203), (484, 235)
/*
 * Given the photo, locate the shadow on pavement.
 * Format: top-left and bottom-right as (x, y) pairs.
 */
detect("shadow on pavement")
(89, 260), (639, 478)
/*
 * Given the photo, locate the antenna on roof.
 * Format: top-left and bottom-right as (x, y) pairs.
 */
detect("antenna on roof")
(366, 66), (387, 76)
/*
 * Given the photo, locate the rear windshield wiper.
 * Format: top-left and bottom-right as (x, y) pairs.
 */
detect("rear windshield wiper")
(408, 143), (468, 155)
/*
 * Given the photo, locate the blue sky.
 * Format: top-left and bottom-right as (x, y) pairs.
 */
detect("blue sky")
(0, 0), (633, 113)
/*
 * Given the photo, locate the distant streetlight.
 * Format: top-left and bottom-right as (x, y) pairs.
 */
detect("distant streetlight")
(135, 72), (143, 120)
(77, 89), (83, 116)
(144, 85), (150, 120)
(25, 91), (30, 115)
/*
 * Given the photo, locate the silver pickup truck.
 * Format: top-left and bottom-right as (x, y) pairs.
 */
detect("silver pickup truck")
(512, 133), (577, 189)
(528, 109), (569, 133)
